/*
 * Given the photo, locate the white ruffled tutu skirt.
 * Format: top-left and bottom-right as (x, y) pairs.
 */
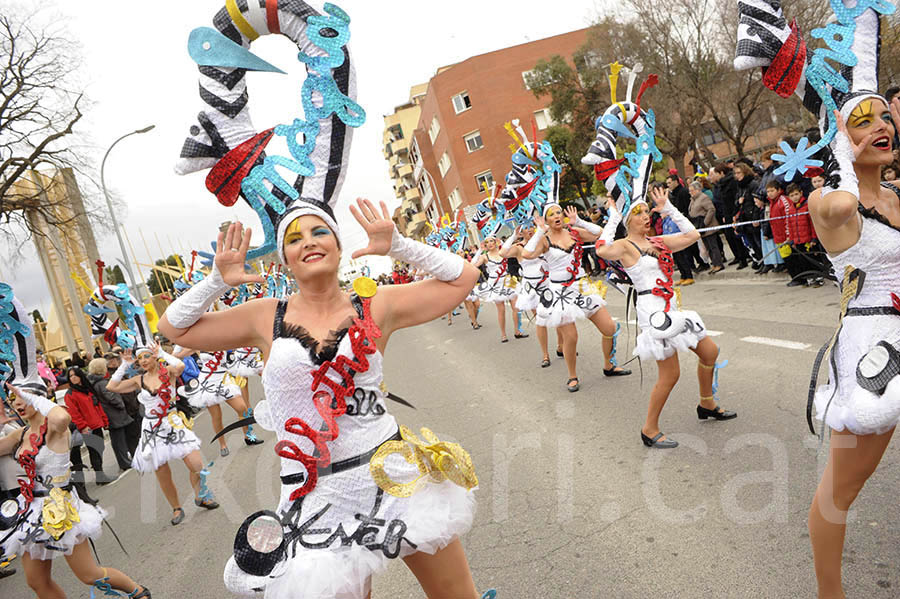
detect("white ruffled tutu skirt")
(132, 413), (201, 473)
(632, 293), (707, 361)
(812, 314), (900, 436)
(514, 278), (545, 312)
(476, 276), (517, 304)
(181, 376), (243, 409)
(224, 433), (477, 599)
(536, 277), (605, 328)
(3, 485), (105, 561)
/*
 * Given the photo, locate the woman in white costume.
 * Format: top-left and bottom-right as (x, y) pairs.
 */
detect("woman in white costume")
(472, 236), (526, 343)
(521, 204), (631, 391)
(594, 189), (736, 448)
(107, 344), (219, 525)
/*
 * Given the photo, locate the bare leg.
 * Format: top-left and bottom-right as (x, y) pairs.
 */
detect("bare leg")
(558, 322), (578, 384)
(154, 462), (181, 510)
(183, 449), (207, 497)
(64, 541), (142, 594)
(208, 403), (227, 451)
(690, 337), (719, 410)
(643, 353), (680, 440)
(809, 428), (895, 599)
(226, 396), (251, 436)
(403, 538), (478, 599)
(22, 553), (65, 599)
(588, 308), (622, 370)
(556, 327), (565, 354)
(536, 325), (549, 361)
(464, 300), (479, 326)
(496, 303), (507, 341)
(240, 382), (252, 410)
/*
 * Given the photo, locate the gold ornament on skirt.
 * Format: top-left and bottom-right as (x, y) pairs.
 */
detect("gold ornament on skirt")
(370, 426), (478, 498)
(41, 487), (81, 540)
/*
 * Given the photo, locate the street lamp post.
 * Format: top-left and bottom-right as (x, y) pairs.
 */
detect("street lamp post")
(100, 125), (155, 301)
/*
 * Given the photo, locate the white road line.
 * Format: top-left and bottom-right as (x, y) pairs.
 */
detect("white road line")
(740, 336), (811, 351)
(706, 330), (723, 337)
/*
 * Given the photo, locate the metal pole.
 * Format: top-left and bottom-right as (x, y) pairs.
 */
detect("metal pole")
(100, 125), (155, 302)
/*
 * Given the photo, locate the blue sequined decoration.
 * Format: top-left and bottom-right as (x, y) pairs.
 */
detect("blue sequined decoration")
(0, 283), (30, 401)
(614, 109), (662, 215)
(240, 3), (367, 261)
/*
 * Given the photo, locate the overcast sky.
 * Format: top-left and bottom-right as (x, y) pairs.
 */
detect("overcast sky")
(2, 0), (610, 315)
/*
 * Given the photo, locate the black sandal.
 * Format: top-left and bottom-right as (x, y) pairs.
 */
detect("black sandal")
(501, 338), (509, 343)
(566, 377), (580, 392)
(171, 507), (185, 526)
(514, 332), (529, 339)
(540, 358), (551, 368)
(195, 497), (220, 510)
(129, 586), (152, 598)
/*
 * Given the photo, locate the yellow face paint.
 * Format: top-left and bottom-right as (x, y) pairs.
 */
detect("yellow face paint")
(284, 218), (305, 245)
(848, 100), (874, 128)
(546, 206), (562, 219)
(631, 204), (645, 216)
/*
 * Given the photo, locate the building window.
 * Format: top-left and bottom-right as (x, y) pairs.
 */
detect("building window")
(449, 187), (462, 211)
(522, 70), (535, 90)
(409, 139), (420, 166)
(463, 130), (484, 153)
(700, 122), (726, 146)
(438, 152), (451, 177)
(474, 171), (494, 193)
(535, 109), (555, 131)
(451, 91), (472, 114)
(428, 116), (441, 144)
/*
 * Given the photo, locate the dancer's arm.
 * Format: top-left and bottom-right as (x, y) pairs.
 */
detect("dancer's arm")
(350, 199), (480, 335)
(106, 351), (141, 394)
(649, 187), (701, 252)
(519, 216), (549, 259)
(160, 222), (274, 352)
(808, 109), (880, 253)
(0, 426), (24, 457)
(6, 383), (70, 435)
(498, 228), (521, 259)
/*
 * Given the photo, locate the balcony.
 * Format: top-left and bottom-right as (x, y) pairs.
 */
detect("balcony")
(390, 138), (409, 155)
(405, 212), (427, 238)
(397, 164), (413, 178)
(405, 187), (421, 202)
(388, 153), (400, 168)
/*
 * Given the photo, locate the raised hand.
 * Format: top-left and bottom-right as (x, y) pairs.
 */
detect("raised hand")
(564, 205), (579, 223)
(649, 186), (669, 213)
(533, 215), (549, 232)
(215, 222), (265, 287)
(122, 348), (134, 364)
(350, 198), (396, 259)
(606, 196), (619, 215)
(833, 109), (876, 160)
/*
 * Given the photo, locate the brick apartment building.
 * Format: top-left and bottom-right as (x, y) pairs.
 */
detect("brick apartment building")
(384, 29), (590, 241)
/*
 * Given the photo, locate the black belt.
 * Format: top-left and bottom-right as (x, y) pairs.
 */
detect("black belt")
(32, 483), (73, 498)
(844, 306), (900, 317)
(550, 278), (576, 284)
(637, 290), (653, 296)
(279, 429), (402, 486)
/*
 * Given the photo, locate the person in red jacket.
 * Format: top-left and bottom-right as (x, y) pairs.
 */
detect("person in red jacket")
(64, 367), (112, 485)
(784, 183), (825, 287)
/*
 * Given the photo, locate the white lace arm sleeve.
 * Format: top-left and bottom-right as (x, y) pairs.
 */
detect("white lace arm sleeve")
(599, 209), (622, 243)
(389, 230), (465, 282)
(524, 229), (546, 253)
(574, 217), (603, 236)
(164, 265), (232, 329)
(659, 201), (697, 234)
(15, 388), (57, 417)
(822, 129), (859, 199)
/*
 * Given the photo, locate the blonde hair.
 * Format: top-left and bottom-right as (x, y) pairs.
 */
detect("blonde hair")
(87, 358), (108, 376)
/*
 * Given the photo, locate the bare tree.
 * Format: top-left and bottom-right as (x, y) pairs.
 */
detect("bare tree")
(0, 8), (104, 254)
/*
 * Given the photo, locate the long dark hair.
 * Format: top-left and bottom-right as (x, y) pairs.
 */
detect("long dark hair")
(66, 367), (96, 403)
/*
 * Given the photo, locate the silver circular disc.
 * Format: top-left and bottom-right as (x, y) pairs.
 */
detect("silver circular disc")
(1, 499), (17, 518)
(859, 346), (890, 378)
(649, 311), (669, 330)
(246, 515), (283, 553)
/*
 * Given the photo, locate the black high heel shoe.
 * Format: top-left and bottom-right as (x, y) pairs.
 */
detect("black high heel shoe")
(696, 405), (737, 420)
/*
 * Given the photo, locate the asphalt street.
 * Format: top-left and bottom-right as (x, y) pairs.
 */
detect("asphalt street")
(2, 268), (898, 598)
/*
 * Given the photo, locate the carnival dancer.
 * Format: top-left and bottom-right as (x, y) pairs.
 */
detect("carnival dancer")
(106, 344), (219, 525)
(472, 236), (527, 343)
(734, 1), (900, 595)
(459, 249), (482, 330)
(0, 287), (150, 598)
(594, 189), (736, 448)
(521, 204), (631, 391)
(499, 225), (564, 367)
(174, 345), (262, 457)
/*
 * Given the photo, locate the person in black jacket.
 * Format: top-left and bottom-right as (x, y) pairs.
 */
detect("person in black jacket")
(105, 352), (142, 459)
(87, 358), (134, 472)
(710, 164), (750, 269)
(666, 175), (704, 283)
(733, 162), (763, 266)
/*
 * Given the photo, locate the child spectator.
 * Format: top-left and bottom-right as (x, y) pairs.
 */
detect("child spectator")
(754, 192), (784, 275)
(783, 183), (825, 287)
(765, 180), (791, 277)
(882, 163), (898, 182)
